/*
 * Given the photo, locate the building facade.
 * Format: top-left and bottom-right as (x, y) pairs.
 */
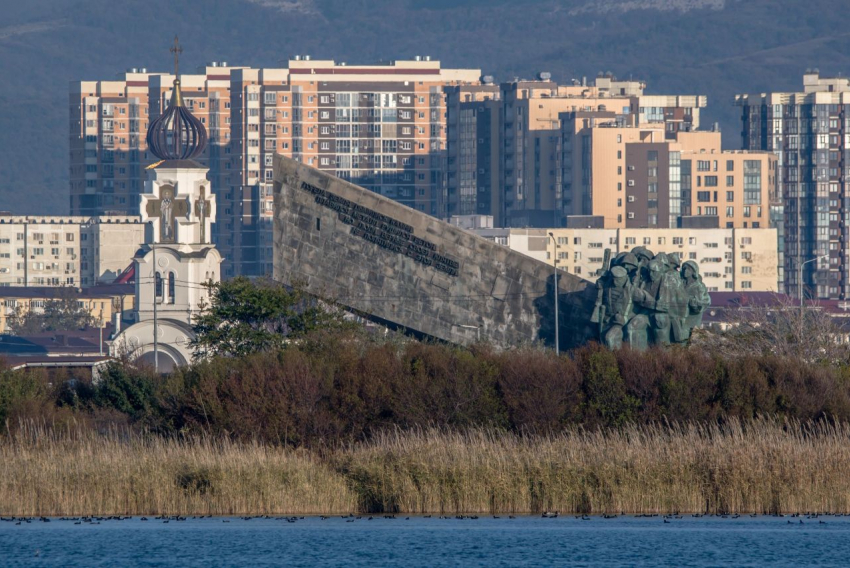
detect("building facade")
(559, 123), (777, 234)
(0, 216), (144, 288)
(473, 227), (779, 293)
(443, 75), (707, 227)
(736, 71), (850, 300)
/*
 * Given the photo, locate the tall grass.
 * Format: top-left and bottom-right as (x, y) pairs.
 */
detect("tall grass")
(3, 419), (850, 516)
(0, 422), (357, 517)
(336, 419), (850, 515)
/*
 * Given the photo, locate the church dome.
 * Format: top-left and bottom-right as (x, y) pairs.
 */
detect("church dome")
(146, 79), (208, 161)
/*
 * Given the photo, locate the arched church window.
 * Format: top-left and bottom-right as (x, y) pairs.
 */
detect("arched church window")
(155, 272), (163, 300)
(168, 272), (176, 304)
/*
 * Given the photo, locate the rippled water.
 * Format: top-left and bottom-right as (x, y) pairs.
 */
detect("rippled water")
(1, 515), (847, 566)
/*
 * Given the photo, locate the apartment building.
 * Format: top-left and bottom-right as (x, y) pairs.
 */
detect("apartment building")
(473, 227), (779, 292)
(444, 83), (501, 220)
(70, 63), (243, 218)
(223, 57), (481, 276)
(0, 216), (144, 288)
(444, 74), (707, 227)
(559, 120), (777, 232)
(736, 71), (850, 300)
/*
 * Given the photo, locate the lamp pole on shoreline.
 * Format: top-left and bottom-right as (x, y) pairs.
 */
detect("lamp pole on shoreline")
(548, 232), (559, 356)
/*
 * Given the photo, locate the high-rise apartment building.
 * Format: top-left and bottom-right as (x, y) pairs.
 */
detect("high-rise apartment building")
(559, 119), (777, 232)
(444, 74), (707, 227)
(736, 71), (850, 300)
(444, 83), (501, 220)
(73, 58), (481, 278)
(70, 63), (243, 217)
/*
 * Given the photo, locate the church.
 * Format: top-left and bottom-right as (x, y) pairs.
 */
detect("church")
(111, 44), (221, 372)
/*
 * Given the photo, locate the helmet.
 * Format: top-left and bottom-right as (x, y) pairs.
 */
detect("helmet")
(620, 253), (638, 269)
(610, 266), (628, 278)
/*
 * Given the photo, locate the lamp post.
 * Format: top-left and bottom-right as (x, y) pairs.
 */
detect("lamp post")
(152, 242), (159, 372)
(148, 220), (159, 372)
(548, 232), (559, 356)
(799, 255), (828, 308)
(458, 324), (480, 342)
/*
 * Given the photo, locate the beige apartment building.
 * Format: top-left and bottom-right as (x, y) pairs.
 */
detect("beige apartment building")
(559, 120), (777, 231)
(473, 227), (778, 293)
(444, 74), (707, 227)
(0, 216), (144, 288)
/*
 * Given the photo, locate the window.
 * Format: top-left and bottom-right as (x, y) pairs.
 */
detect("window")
(741, 281), (752, 289)
(168, 272), (176, 304)
(697, 191), (711, 202)
(625, 237), (636, 245)
(697, 160), (711, 171)
(155, 272), (163, 300)
(726, 160), (734, 171)
(741, 251), (752, 260)
(704, 176), (718, 187)
(672, 237), (683, 245)
(742, 266), (752, 274)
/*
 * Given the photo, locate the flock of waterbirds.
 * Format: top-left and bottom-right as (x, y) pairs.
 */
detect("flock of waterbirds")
(0, 512), (844, 525)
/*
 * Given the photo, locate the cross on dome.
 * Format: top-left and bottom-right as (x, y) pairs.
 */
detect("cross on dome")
(145, 36), (207, 161)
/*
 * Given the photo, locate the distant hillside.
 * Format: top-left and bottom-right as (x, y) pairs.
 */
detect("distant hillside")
(1, 0), (849, 214)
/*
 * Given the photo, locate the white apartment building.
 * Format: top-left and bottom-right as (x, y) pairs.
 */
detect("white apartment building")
(0, 216), (144, 288)
(473, 227), (779, 292)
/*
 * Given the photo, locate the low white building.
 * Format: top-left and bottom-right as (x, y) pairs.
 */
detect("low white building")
(472, 227), (779, 293)
(0, 215), (144, 288)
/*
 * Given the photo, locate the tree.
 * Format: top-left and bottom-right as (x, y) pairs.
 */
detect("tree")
(691, 294), (850, 366)
(190, 277), (352, 358)
(8, 288), (97, 335)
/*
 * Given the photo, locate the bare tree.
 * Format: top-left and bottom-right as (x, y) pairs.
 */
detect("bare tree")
(691, 294), (850, 365)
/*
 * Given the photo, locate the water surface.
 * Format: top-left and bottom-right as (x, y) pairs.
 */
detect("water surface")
(1, 515), (844, 566)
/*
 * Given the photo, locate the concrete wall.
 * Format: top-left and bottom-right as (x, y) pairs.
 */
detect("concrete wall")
(273, 155), (597, 349)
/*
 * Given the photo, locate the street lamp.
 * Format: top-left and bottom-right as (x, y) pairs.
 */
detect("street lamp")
(457, 324), (480, 343)
(148, 221), (159, 372)
(548, 232), (559, 356)
(799, 255), (828, 308)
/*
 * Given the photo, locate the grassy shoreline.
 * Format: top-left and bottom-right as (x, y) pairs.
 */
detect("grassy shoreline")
(3, 419), (850, 517)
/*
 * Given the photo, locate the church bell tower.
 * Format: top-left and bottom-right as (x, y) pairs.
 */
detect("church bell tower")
(111, 37), (222, 372)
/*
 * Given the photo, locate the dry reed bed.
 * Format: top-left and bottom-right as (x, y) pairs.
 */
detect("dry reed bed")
(335, 419), (850, 515)
(3, 419), (850, 516)
(0, 424), (357, 517)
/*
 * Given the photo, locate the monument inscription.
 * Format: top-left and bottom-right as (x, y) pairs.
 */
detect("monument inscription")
(300, 181), (459, 276)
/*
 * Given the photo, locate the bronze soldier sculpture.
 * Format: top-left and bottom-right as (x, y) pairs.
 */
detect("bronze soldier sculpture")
(595, 247), (710, 350)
